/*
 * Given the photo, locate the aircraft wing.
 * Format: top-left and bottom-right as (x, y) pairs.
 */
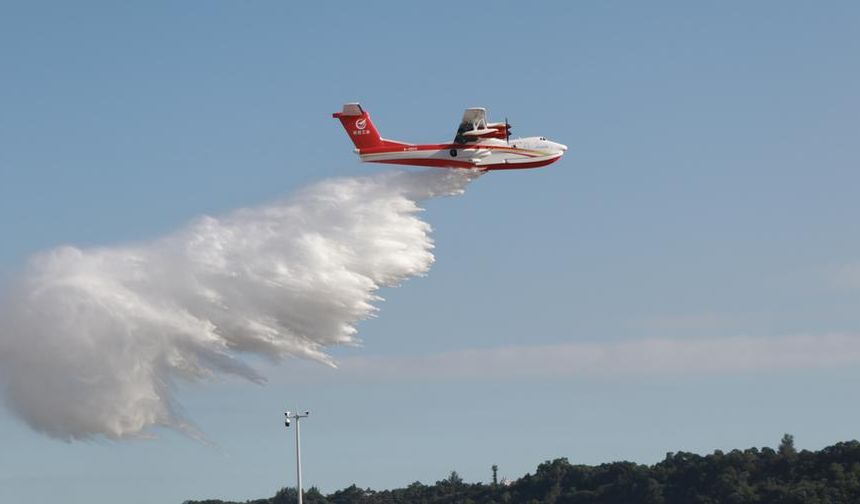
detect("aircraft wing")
(454, 107), (489, 143)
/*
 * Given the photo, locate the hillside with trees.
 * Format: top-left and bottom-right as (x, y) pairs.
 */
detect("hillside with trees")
(185, 435), (860, 504)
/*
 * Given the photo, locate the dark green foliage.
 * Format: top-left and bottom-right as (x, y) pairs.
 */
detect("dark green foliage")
(184, 437), (860, 504)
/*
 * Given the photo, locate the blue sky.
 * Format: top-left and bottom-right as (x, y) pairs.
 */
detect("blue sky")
(2, 1), (860, 503)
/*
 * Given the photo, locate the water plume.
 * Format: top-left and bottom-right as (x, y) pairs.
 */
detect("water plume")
(0, 169), (480, 440)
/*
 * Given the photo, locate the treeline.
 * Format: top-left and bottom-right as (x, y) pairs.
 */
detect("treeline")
(185, 435), (860, 503)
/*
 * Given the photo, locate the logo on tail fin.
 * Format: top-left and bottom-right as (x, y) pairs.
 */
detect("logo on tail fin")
(355, 118), (367, 130)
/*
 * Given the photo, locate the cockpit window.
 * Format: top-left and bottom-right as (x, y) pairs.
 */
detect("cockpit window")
(539, 137), (546, 141)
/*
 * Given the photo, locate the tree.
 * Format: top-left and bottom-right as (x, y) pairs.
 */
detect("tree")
(186, 436), (860, 504)
(447, 470), (463, 485)
(780, 433), (798, 458)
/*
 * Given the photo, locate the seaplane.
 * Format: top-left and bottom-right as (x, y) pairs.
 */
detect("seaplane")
(333, 103), (567, 171)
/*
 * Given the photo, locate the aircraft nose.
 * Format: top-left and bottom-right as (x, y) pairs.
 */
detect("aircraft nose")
(557, 143), (568, 152)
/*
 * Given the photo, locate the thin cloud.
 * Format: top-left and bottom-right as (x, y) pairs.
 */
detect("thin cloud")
(281, 333), (860, 383)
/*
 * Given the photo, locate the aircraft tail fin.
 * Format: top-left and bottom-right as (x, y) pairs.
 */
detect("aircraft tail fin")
(333, 103), (404, 151)
(332, 103), (384, 150)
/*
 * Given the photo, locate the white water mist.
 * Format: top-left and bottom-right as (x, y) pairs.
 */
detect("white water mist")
(0, 169), (480, 440)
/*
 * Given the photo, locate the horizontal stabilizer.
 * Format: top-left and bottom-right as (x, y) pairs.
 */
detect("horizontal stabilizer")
(332, 103), (364, 118)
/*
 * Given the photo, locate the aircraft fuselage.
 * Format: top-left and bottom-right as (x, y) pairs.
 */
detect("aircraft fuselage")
(358, 137), (567, 170)
(334, 103), (567, 171)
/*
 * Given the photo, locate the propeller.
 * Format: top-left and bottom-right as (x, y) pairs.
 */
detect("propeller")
(505, 117), (511, 144)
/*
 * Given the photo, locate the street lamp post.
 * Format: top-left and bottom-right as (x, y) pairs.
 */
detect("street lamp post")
(284, 410), (310, 504)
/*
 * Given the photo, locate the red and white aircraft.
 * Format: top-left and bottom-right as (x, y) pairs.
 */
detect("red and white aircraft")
(333, 103), (567, 171)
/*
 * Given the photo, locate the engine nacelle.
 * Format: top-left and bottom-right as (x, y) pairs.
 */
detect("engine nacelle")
(462, 128), (499, 137)
(486, 122), (511, 139)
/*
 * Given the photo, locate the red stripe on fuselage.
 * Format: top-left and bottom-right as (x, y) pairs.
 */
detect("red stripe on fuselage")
(365, 155), (562, 171)
(358, 144), (547, 157)
(358, 143), (540, 155)
(369, 158), (477, 169)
